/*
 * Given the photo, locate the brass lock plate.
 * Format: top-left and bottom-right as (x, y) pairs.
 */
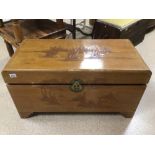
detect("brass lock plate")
(70, 80), (83, 92)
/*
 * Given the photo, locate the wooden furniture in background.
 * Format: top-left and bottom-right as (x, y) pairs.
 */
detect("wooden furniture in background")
(65, 19), (92, 39)
(1, 39), (151, 118)
(0, 19), (66, 56)
(89, 19), (96, 26)
(92, 19), (155, 45)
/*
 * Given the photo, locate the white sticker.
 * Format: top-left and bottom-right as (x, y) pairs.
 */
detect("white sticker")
(9, 73), (17, 78)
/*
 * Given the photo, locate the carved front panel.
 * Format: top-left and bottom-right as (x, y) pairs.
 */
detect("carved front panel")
(7, 84), (146, 114)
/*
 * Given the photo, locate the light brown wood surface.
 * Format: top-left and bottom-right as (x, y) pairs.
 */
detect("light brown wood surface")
(2, 39), (151, 84)
(1, 39), (152, 118)
(7, 84), (146, 118)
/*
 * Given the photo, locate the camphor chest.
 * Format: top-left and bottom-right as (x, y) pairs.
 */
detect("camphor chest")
(2, 39), (151, 118)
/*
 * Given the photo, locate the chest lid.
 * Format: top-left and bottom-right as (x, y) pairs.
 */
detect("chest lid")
(2, 39), (151, 84)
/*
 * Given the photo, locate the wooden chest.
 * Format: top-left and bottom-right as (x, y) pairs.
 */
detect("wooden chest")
(2, 39), (151, 118)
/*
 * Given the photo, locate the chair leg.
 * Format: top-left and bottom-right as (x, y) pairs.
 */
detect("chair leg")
(72, 19), (76, 39)
(0, 19), (4, 27)
(4, 40), (14, 56)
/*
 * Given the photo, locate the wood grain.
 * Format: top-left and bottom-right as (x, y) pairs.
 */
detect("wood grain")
(2, 39), (151, 118)
(7, 84), (146, 118)
(0, 19), (67, 56)
(2, 39), (151, 84)
(12, 20), (23, 43)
